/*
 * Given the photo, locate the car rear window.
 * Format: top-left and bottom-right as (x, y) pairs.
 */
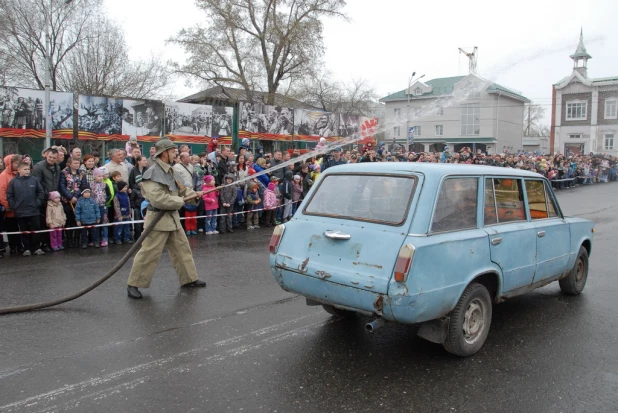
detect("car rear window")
(303, 174), (416, 225)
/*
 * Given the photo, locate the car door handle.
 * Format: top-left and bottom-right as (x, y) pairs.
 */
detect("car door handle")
(491, 237), (502, 246)
(537, 231), (546, 238)
(324, 230), (351, 240)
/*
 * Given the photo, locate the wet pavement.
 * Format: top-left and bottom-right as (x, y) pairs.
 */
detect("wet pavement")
(1, 183), (617, 412)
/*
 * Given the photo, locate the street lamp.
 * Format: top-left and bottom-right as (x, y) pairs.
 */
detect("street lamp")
(44, 0), (74, 149)
(406, 73), (425, 152)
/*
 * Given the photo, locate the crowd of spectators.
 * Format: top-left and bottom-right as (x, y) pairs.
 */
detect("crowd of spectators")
(0, 137), (616, 258)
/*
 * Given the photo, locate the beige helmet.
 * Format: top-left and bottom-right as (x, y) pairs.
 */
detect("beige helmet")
(154, 138), (177, 157)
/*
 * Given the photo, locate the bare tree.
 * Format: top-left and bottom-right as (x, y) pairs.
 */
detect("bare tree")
(290, 70), (378, 116)
(0, 0), (99, 90)
(524, 103), (547, 137)
(57, 19), (172, 99)
(170, 0), (347, 104)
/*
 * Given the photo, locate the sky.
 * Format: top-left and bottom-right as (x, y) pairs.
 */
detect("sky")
(104, 0), (618, 125)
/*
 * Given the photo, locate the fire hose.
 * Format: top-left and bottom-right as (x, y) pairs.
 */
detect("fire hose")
(0, 210), (166, 315)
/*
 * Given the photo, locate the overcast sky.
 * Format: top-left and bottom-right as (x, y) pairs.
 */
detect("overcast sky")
(104, 0), (617, 124)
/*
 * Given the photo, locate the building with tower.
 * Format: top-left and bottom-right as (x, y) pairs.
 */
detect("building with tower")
(379, 73), (529, 155)
(550, 29), (618, 156)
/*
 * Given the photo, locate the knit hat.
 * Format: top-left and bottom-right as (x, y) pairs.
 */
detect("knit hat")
(117, 181), (128, 191)
(81, 188), (91, 195)
(97, 166), (109, 176)
(293, 174), (301, 181)
(93, 167), (105, 177)
(270, 176), (279, 182)
(135, 175), (143, 184)
(267, 182), (276, 191)
(314, 165), (321, 171)
(203, 175), (214, 184)
(49, 191), (60, 201)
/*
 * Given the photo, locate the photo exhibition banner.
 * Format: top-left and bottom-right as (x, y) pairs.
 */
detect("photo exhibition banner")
(165, 101), (232, 145)
(239, 102), (295, 141)
(0, 86), (74, 139)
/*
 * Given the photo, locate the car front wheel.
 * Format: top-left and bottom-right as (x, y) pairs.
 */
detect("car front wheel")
(559, 246), (589, 295)
(443, 283), (492, 357)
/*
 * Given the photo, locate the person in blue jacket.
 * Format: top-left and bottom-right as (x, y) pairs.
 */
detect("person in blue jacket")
(74, 188), (101, 248)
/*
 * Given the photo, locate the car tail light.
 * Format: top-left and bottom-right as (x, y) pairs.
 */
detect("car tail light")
(394, 244), (415, 282)
(269, 224), (286, 254)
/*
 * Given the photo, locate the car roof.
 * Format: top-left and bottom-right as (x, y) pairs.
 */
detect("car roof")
(323, 162), (545, 178)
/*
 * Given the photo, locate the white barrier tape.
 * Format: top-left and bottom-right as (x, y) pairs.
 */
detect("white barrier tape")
(0, 201), (300, 236)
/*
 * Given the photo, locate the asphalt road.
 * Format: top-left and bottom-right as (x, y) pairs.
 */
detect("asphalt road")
(0, 183), (617, 412)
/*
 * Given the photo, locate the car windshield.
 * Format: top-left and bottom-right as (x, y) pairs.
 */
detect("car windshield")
(303, 174), (416, 225)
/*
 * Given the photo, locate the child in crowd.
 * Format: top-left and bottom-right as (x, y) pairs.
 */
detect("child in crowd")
(112, 181), (132, 244)
(245, 181), (261, 229)
(110, 171), (122, 192)
(263, 182), (277, 227)
(291, 175), (303, 215)
(74, 188), (101, 248)
(7, 161), (45, 256)
(92, 167), (111, 246)
(310, 164), (322, 182)
(184, 196), (199, 236)
(218, 174), (236, 234)
(46, 191), (66, 251)
(202, 175), (219, 235)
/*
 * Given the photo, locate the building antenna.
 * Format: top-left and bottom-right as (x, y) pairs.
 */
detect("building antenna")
(458, 46), (478, 75)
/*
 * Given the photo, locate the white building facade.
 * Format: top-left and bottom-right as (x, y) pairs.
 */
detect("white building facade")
(551, 30), (618, 156)
(379, 74), (529, 154)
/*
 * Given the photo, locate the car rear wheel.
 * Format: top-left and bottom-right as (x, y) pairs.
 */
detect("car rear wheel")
(559, 246), (589, 295)
(322, 304), (355, 318)
(443, 283), (492, 357)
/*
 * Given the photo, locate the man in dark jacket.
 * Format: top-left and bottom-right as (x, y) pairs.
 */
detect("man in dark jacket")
(32, 148), (60, 252)
(7, 161), (45, 256)
(215, 146), (231, 186)
(322, 148), (347, 170)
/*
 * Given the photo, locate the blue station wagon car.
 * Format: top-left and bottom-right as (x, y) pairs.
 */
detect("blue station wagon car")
(269, 163), (595, 357)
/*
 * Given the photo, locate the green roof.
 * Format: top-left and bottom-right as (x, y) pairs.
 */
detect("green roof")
(380, 75), (528, 103)
(380, 76), (466, 102)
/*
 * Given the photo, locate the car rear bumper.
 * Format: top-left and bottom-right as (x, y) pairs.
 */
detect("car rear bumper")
(272, 266), (395, 319)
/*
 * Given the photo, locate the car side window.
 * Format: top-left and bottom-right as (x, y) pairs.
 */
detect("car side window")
(545, 183), (560, 218)
(484, 178), (498, 225)
(525, 180), (548, 220)
(493, 178), (526, 223)
(431, 178), (478, 233)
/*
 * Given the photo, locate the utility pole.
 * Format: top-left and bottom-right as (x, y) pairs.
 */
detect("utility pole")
(406, 73), (425, 152)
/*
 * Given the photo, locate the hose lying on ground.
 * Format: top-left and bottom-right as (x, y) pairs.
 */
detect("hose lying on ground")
(0, 211), (165, 315)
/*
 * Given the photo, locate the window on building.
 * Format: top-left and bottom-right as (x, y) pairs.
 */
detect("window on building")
(393, 126), (400, 137)
(431, 178), (478, 233)
(566, 101), (587, 120)
(435, 125), (443, 136)
(568, 134), (582, 139)
(436, 107), (444, 116)
(415, 88), (422, 96)
(394, 108), (400, 118)
(605, 134), (615, 150)
(605, 99), (617, 119)
(415, 126), (422, 136)
(461, 104), (480, 135)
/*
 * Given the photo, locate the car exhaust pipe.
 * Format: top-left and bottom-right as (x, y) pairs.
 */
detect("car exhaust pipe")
(365, 318), (385, 333)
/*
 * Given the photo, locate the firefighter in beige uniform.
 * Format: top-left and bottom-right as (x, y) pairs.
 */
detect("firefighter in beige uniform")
(127, 139), (206, 299)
